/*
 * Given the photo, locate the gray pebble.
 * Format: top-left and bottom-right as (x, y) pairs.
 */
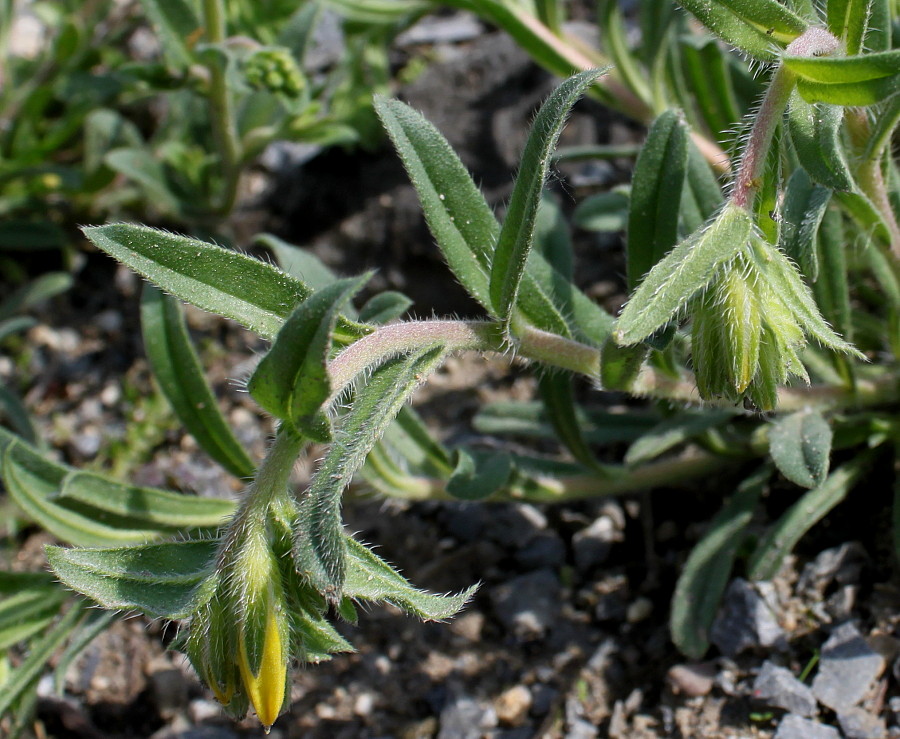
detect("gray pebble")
(837, 707), (887, 739)
(516, 531), (566, 570)
(491, 568), (561, 640)
(565, 718), (598, 739)
(710, 579), (786, 656)
(811, 622), (885, 712)
(774, 714), (840, 739)
(753, 661), (816, 717)
(437, 693), (498, 739)
(572, 515), (622, 572)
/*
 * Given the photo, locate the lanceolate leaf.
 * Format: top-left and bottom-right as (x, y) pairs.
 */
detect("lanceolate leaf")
(813, 208), (852, 338)
(344, 537), (477, 619)
(0, 430), (233, 547)
(375, 95), (575, 338)
(358, 292), (413, 324)
(768, 409), (832, 488)
(749, 236), (863, 357)
(248, 275), (369, 441)
(627, 109), (688, 290)
(374, 97), (497, 312)
(141, 285), (256, 479)
(491, 69), (606, 326)
(0, 272), (73, 322)
(786, 51), (900, 106)
(671, 467), (767, 658)
(826, 0), (871, 55)
(538, 372), (603, 469)
(615, 204), (752, 346)
(625, 410), (736, 466)
(679, 0), (806, 60)
(446, 448), (513, 500)
(780, 168), (831, 281)
(680, 142), (724, 235)
(295, 346), (448, 598)
(46, 539), (219, 618)
(83, 224), (369, 343)
(138, 0), (200, 69)
(748, 455), (869, 580)
(787, 93), (854, 192)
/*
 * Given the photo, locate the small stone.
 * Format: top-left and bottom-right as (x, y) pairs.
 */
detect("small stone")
(753, 661), (817, 717)
(494, 685), (532, 727)
(530, 684), (557, 717)
(491, 569), (561, 640)
(710, 579), (786, 656)
(438, 693), (498, 739)
(449, 611), (484, 642)
(837, 707), (887, 739)
(188, 698), (223, 724)
(626, 597), (653, 624)
(354, 692), (375, 717)
(565, 717), (598, 739)
(811, 622), (885, 712)
(516, 531), (566, 570)
(774, 714), (840, 739)
(147, 657), (189, 719)
(572, 514), (622, 572)
(667, 662), (716, 697)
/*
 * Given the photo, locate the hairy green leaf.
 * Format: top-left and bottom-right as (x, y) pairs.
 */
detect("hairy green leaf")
(446, 448), (513, 500)
(786, 51), (900, 106)
(679, 0), (806, 60)
(671, 468), (767, 658)
(826, 0), (871, 55)
(248, 275), (369, 441)
(538, 372), (604, 469)
(787, 93), (853, 192)
(138, 0), (200, 69)
(358, 291), (413, 324)
(573, 191), (629, 233)
(627, 109), (688, 290)
(749, 456), (868, 580)
(768, 409), (832, 488)
(780, 168), (831, 281)
(46, 539), (218, 619)
(491, 69), (606, 326)
(812, 208), (852, 339)
(141, 285), (256, 479)
(625, 410), (737, 466)
(615, 204), (752, 345)
(83, 224), (369, 343)
(295, 346), (447, 598)
(344, 537), (477, 620)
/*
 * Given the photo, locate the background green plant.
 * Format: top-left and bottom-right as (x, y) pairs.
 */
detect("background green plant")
(1, 0), (899, 732)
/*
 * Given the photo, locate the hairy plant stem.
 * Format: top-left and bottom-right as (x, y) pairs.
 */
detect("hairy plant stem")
(202, 0), (241, 217)
(327, 319), (900, 414)
(730, 64), (796, 210)
(847, 109), (900, 257)
(218, 425), (304, 562)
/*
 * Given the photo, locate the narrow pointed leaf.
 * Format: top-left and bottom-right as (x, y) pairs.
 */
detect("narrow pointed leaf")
(768, 409), (832, 488)
(748, 456), (868, 580)
(812, 208), (852, 338)
(0, 272), (72, 322)
(679, 0), (806, 59)
(374, 97), (497, 312)
(538, 372), (602, 469)
(681, 142), (724, 235)
(0, 383), (38, 444)
(0, 602), (85, 718)
(295, 347), (447, 597)
(446, 448), (513, 500)
(627, 109), (688, 290)
(248, 275), (369, 441)
(779, 168), (831, 281)
(83, 224), (369, 343)
(141, 285), (256, 479)
(257, 233), (344, 295)
(826, 0), (871, 55)
(625, 410), (737, 466)
(490, 69), (607, 325)
(749, 237), (862, 356)
(615, 204), (752, 346)
(671, 468), (767, 658)
(358, 291), (413, 324)
(46, 539), (219, 618)
(138, 0), (200, 69)
(786, 51), (900, 106)
(344, 537), (477, 620)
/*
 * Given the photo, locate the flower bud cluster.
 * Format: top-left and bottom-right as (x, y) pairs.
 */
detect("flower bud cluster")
(243, 48), (306, 98)
(691, 236), (850, 411)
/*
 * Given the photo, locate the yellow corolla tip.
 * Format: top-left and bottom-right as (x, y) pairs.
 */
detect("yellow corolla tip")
(239, 609), (286, 729)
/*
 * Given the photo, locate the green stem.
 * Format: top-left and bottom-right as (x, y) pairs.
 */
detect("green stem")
(219, 424), (304, 561)
(202, 0), (241, 217)
(730, 63), (796, 210)
(328, 319), (900, 414)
